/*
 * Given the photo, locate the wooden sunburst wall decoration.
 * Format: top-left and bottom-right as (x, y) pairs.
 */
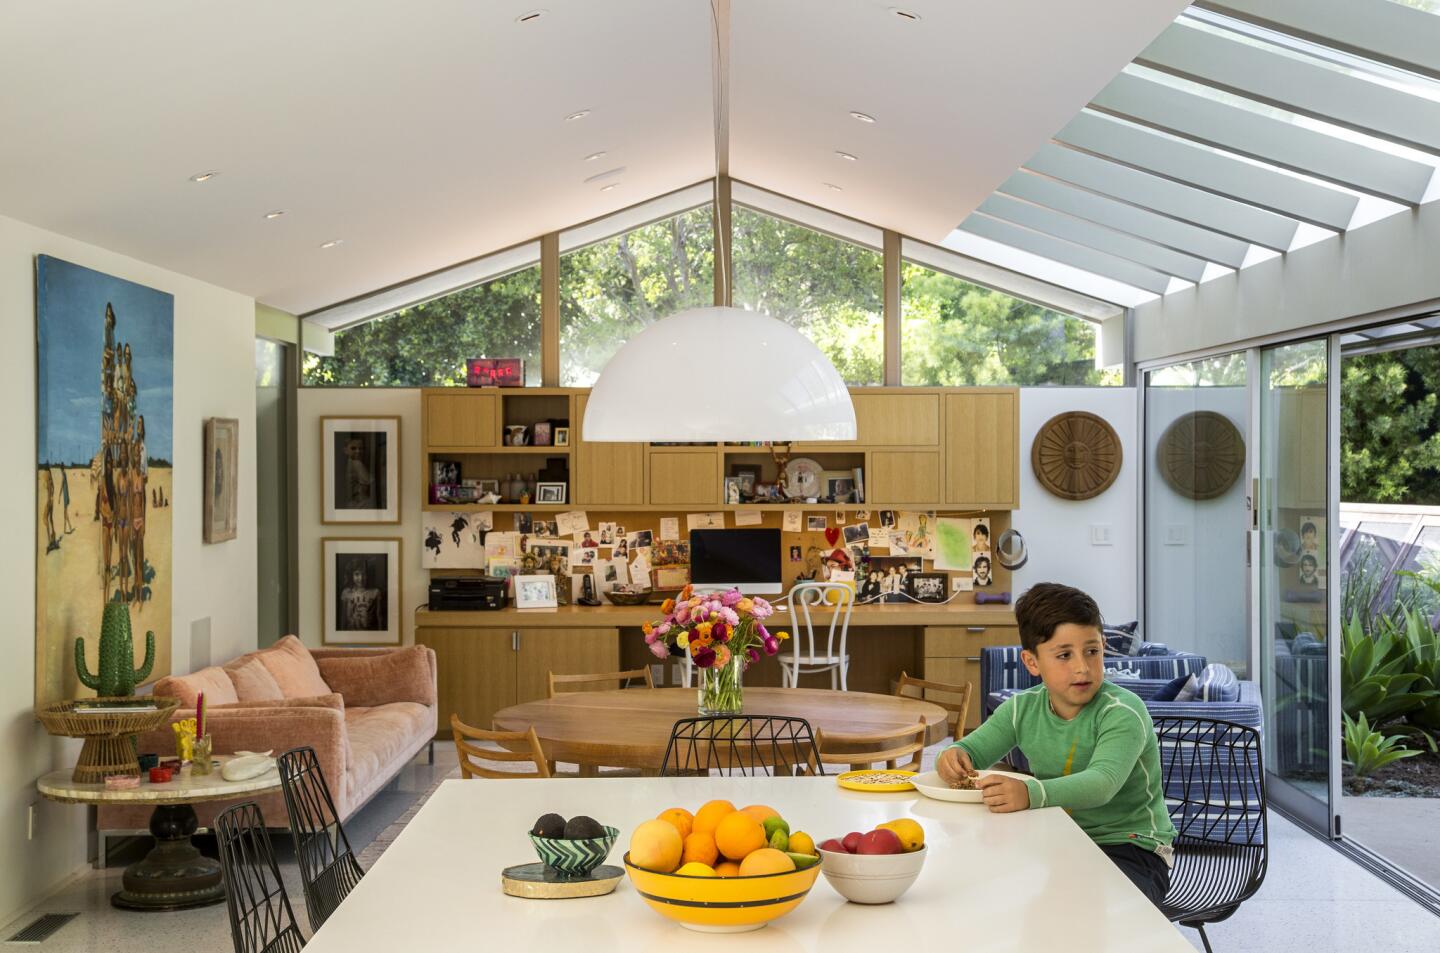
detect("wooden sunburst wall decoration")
(1031, 412), (1123, 501)
(1158, 410), (1245, 501)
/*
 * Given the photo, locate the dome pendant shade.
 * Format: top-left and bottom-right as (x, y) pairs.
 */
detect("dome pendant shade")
(582, 307), (857, 442)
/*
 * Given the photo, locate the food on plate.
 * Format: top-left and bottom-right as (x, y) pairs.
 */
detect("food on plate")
(856, 829), (904, 855)
(949, 772), (978, 791)
(530, 812), (567, 839)
(842, 771), (915, 786)
(629, 819), (684, 873)
(563, 815), (606, 840)
(820, 820), (925, 855)
(738, 847), (796, 876)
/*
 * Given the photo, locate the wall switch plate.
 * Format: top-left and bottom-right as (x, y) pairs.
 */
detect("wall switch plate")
(1165, 525), (1189, 546)
(1090, 524), (1113, 546)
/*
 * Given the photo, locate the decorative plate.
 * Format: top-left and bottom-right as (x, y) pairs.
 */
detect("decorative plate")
(784, 458), (823, 500)
(1158, 411), (1246, 501)
(836, 769), (918, 792)
(1031, 411), (1123, 501)
(911, 769), (1030, 803)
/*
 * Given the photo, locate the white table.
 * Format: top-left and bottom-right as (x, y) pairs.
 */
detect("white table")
(304, 777), (1192, 952)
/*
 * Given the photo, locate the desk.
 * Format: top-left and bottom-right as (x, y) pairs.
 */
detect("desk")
(302, 776), (1192, 953)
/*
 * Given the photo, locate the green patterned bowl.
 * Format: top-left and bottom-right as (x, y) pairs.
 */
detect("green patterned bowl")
(529, 826), (619, 877)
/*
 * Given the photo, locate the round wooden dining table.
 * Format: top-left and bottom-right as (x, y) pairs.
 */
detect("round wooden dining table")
(492, 687), (950, 773)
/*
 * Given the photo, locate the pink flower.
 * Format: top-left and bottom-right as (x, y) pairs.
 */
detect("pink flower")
(692, 645), (717, 668)
(644, 629), (658, 644)
(722, 589), (743, 607)
(746, 647), (761, 664)
(762, 637), (779, 655)
(757, 624), (770, 643)
(719, 607), (739, 626)
(649, 639), (671, 660)
(656, 622), (671, 636)
(676, 606), (691, 624)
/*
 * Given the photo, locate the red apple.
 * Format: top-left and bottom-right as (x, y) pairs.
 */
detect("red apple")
(818, 838), (849, 854)
(856, 829), (904, 855)
(841, 831), (864, 854)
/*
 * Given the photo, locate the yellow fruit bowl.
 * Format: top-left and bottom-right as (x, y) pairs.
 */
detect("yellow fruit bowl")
(623, 852), (822, 933)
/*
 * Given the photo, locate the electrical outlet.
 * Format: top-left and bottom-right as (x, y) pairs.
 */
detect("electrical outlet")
(27, 802), (37, 840)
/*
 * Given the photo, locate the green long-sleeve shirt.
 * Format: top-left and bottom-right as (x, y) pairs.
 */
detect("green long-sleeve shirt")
(954, 681), (1176, 854)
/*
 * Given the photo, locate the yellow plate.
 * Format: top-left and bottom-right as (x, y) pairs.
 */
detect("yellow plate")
(835, 769), (917, 792)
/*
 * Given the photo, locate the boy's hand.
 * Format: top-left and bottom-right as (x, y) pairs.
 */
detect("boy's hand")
(978, 774), (1030, 813)
(936, 746), (975, 786)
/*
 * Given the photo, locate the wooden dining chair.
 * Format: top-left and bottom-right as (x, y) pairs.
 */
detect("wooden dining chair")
(816, 721), (929, 773)
(547, 667), (655, 698)
(450, 714), (552, 779)
(895, 672), (973, 743)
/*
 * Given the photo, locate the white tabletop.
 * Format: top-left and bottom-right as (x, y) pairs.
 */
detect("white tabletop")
(305, 777), (1191, 953)
(36, 758), (280, 806)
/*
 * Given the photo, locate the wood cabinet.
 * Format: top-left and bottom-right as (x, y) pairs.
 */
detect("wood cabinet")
(647, 450), (720, 506)
(423, 392), (498, 450)
(1276, 387), (1327, 509)
(795, 392), (941, 448)
(922, 624), (1019, 730)
(415, 624), (619, 738)
(868, 451), (941, 504)
(945, 391), (1020, 508)
(573, 395), (645, 505)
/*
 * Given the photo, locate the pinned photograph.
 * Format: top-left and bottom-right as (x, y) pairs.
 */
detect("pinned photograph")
(878, 510), (895, 528)
(1299, 515), (1325, 560)
(806, 515), (827, 532)
(514, 513), (533, 535)
(842, 522), (870, 546)
(651, 540), (690, 567)
(972, 553), (994, 587)
(626, 529), (654, 550)
(659, 517), (679, 541)
(869, 556), (923, 602)
(788, 545), (803, 563)
(598, 521), (618, 546)
(532, 519), (560, 538)
(570, 546), (597, 569)
(783, 510), (803, 533)
(892, 511), (935, 559)
(971, 517), (992, 555)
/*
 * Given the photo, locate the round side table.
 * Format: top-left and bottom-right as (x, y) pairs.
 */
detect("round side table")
(37, 757), (281, 911)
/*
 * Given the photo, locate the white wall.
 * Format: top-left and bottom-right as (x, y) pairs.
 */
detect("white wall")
(1012, 387), (1139, 623)
(0, 212), (257, 926)
(296, 388), (425, 648)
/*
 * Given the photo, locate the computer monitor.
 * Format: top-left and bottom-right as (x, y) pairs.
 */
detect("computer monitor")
(689, 528), (783, 594)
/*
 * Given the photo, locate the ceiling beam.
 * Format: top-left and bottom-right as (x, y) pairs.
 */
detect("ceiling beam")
(957, 213), (1175, 295)
(1139, 20), (1440, 156)
(1090, 71), (1434, 205)
(997, 170), (1250, 268)
(1057, 111), (1359, 231)
(1194, 0), (1440, 82)
(1024, 143), (1300, 252)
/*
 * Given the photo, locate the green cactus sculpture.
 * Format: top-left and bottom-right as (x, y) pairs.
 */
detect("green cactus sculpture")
(75, 603), (155, 697)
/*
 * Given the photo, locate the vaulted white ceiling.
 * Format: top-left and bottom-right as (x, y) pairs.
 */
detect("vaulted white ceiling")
(0, 0), (1188, 316)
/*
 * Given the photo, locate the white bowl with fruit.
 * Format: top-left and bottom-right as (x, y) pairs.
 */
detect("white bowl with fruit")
(816, 819), (927, 904)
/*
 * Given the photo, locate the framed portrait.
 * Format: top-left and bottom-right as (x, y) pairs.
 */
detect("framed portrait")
(322, 537), (402, 645)
(322, 416), (400, 524)
(532, 421), (553, 446)
(723, 477), (743, 505)
(515, 573), (558, 609)
(554, 426), (570, 447)
(907, 571), (948, 604)
(537, 482), (566, 504)
(729, 464), (760, 496)
(825, 476), (856, 503)
(203, 417), (239, 543)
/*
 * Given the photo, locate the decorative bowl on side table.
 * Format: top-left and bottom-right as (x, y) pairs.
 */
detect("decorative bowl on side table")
(36, 697), (181, 782)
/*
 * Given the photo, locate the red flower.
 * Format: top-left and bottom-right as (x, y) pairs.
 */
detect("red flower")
(711, 622), (730, 642)
(692, 645), (717, 668)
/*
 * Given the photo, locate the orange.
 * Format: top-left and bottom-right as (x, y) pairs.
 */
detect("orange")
(738, 847), (796, 877)
(714, 861), (741, 877)
(692, 799), (737, 835)
(629, 819), (683, 873)
(714, 810), (767, 861)
(740, 804), (780, 824)
(681, 831), (719, 867)
(657, 807), (694, 841)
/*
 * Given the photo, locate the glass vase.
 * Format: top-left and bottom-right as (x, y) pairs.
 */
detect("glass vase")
(190, 734), (214, 776)
(698, 652), (744, 715)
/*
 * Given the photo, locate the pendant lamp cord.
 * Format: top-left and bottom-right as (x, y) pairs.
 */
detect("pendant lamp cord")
(709, 0), (730, 304)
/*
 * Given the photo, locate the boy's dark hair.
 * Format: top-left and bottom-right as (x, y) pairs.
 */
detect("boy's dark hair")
(1301, 521), (1317, 536)
(973, 523), (990, 538)
(1015, 583), (1103, 653)
(973, 555), (991, 571)
(1300, 554), (1318, 568)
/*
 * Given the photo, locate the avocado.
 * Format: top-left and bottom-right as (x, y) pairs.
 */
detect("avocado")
(531, 813), (567, 839)
(563, 815), (607, 840)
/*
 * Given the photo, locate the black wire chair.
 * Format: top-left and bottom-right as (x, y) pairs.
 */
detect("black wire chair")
(659, 715), (826, 777)
(278, 747), (365, 932)
(216, 802), (306, 953)
(1153, 716), (1268, 953)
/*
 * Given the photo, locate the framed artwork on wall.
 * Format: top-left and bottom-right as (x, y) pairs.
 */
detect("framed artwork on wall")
(203, 417), (239, 543)
(322, 537), (403, 644)
(321, 416), (400, 523)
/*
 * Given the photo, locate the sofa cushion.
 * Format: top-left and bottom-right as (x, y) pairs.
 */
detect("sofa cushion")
(344, 703), (432, 807)
(210, 692), (345, 713)
(254, 635), (332, 699)
(1193, 663), (1241, 702)
(153, 666), (238, 707)
(1103, 621), (1141, 656)
(1151, 674), (1193, 702)
(228, 657), (284, 702)
(317, 646), (435, 708)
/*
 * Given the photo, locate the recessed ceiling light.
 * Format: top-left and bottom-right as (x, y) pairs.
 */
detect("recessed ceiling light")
(823, 182), (844, 191)
(584, 151), (608, 162)
(319, 239), (344, 249)
(600, 183), (619, 192)
(850, 111), (876, 124)
(564, 109), (590, 122)
(835, 151), (858, 161)
(515, 9), (546, 24)
(189, 171), (218, 183)
(889, 8), (921, 21)
(263, 210), (286, 220)
(584, 166), (626, 184)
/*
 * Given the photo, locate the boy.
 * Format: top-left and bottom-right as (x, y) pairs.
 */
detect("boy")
(937, 583), (1175, 905)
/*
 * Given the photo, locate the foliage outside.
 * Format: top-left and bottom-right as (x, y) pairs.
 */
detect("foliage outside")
(1342, 711), (1423, 779)
(1341, 347), (1440, 505)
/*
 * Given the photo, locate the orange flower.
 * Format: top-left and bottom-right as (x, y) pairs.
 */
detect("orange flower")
(680, 584), (694, 601)
(737, 598), (754, 614)
(642, 622), (653, 636)
(660, 599), (675, 614)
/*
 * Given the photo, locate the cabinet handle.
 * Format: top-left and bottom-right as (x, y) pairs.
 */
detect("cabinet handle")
(964, 656), (981, 662)
(966, 626), (986, 633)
(512, 631), (519, 651)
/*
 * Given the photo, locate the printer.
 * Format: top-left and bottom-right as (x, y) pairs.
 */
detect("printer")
(428, 575), (508, 611)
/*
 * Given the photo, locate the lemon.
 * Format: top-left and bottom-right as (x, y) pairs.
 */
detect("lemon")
(676, 862), (718, 877)
(876, 818), (925, 852)
(788, 831), (816, 856)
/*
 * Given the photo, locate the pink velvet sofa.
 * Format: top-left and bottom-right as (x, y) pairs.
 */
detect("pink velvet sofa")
(97, 636), (437, 851)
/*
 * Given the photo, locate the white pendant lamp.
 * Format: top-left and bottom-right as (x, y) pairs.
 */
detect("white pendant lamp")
(582, 306), (856, 442)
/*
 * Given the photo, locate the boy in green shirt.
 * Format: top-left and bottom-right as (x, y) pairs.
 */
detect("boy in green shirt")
(937, 583), (1176, 905)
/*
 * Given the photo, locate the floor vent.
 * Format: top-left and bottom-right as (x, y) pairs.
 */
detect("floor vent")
(6, 914), (78, 944)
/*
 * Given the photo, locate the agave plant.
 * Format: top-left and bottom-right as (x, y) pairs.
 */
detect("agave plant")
(1343, 712), (1422, 778)
(1339, 611), (1437, 725)
(1394, 604), (1440, 732)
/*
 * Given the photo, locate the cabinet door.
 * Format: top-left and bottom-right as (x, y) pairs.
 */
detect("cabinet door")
(869, 451), (941, 504)
(414, 626), (515, 737)
(794, 393), (941, 448)
(924, 624), (1018, 731)
(515, 628), (621, 704)
(648, 451), (720, 506)
(945, 391), (1019, 507)
(574, 395), (645, 505)
(425, 392), (498, 450)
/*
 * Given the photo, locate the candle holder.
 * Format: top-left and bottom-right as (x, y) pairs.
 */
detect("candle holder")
(190, 734), (214, 776)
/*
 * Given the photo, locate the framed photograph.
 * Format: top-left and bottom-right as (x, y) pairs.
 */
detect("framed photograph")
(322, 416), (400, 524)
(825, 476), (856, 503)
(537, 482), (566, 505)
(723, 476), (743, 505)
(907, 571), (948, 604)
(752, 481), (779, 502)
(322, 537), (402, 645)
(477, 478), (500, 497)
(871, 555), (924, 602)
(729, 464), (761, 496)
(430, 459), (461, 486)
(514, 573), (558, 609)
(203, 417), (239, 543)
(532, 421), (553, 446)
(554, 426), (570, 447)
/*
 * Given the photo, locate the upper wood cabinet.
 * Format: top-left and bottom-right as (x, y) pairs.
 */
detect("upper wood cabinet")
(648, 450), (720, 506)
(945, 390), (1020, 508)
(423, 392), (498, 450)
(573, 395), (645, 505)
(868, 451), (941, 504)
(794, 392), (941, 448)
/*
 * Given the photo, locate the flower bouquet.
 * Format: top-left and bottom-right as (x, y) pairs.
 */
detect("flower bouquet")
(643, 585), (789, 715)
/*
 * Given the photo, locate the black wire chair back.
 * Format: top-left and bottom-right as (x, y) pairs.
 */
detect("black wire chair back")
(215, 802), (306, 953)
(660, 715), (825, 777)
(278, 746), (365, 931)
(1153, 715), (1268, 953)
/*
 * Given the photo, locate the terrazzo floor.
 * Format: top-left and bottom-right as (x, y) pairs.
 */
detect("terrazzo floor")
(5, 744), (1438, 953)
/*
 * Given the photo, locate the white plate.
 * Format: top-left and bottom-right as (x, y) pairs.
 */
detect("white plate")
(911, 769), (1031, 803)
(784, 458), (823, 500)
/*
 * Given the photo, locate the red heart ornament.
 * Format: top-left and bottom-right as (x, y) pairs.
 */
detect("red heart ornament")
(824, 527), (841, 547)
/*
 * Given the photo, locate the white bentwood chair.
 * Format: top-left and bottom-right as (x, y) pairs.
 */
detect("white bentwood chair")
(778, 581), (854, 691)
